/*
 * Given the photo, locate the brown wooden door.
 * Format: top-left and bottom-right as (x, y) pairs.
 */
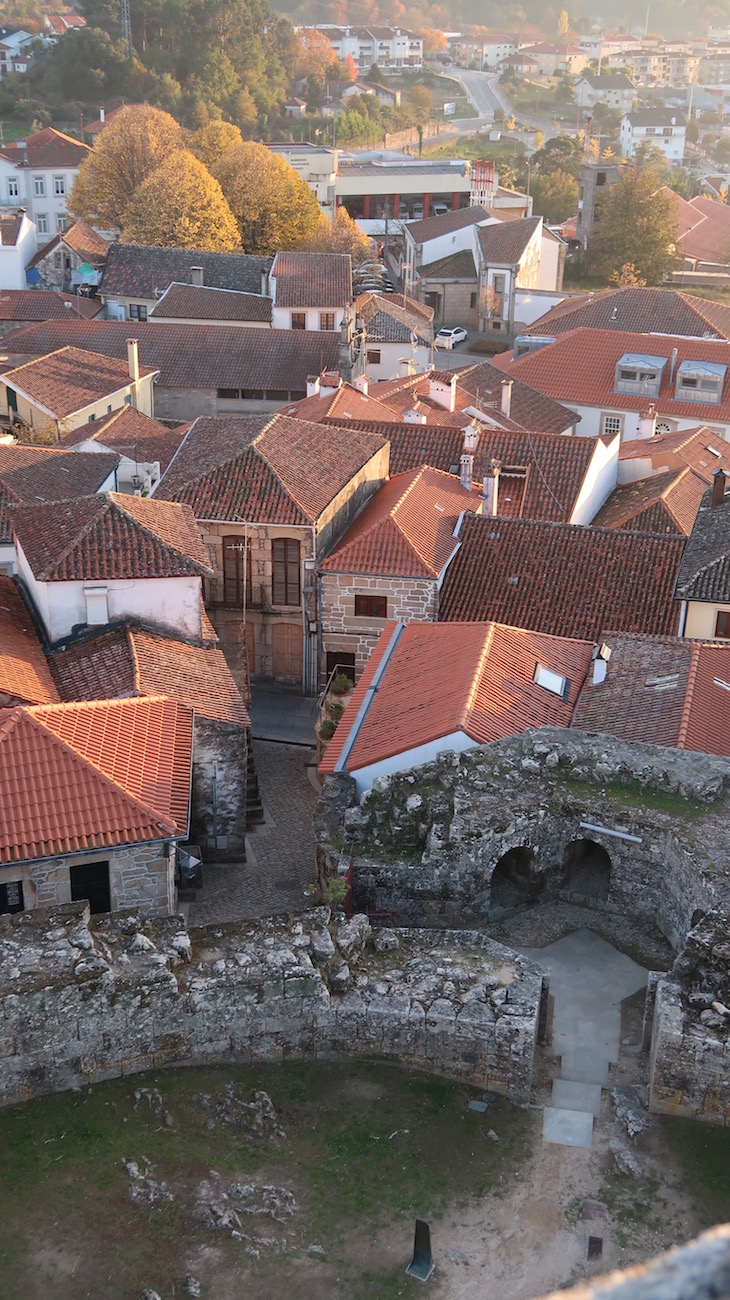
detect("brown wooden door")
(273, 623), (303, 683)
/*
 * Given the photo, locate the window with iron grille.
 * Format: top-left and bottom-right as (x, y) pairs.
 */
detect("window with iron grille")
(272, 538), (300, 606)
(354, 594), (387, 618)
(320, 312), (335, 331)
(0, 880), (24, 914)
(291, 312), (306, 330)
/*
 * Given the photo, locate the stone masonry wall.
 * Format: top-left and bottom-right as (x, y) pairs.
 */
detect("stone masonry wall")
(320, 572), (438, 680)
(0, 902), (543, 1110)
(190, 718), (248, 861)
(329, 730), (730, 950)
(6, 843), (174, 918)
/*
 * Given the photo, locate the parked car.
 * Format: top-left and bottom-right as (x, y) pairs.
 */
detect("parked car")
(434, 326), (468, 349)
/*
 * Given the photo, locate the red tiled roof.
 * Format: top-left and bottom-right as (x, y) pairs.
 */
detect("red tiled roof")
(356, 292), (434, 344)
(677, 195), (730, 266)
(0, 443), (119, 544)
(281, 381), (396, 423)
(591, 468), (705, 536)
(477, 216), (541, 265)
(491, 328), (730, 425)
(1, 127), (90, 169)
(0, 215), (21, 246)
(526, 287), (730, 341)
(0, 574), (58, 705)
(158, 413), (386, 524)
(0, 321), (341, 395)
(320, 467), (478, 577)
(675, 489), (730, 604)
(3, 346), (157, 419)
(271, 251), (352, 308)
(319, 619), (595, 776)
(405, 206), (491, 244)
(0, 291), (102, 322)
(27, 220), (110, 271)
(0, 695), (192, 864)
(57, 406), (186, 472)
(439, 512), (685, 639)
(572, 633), (730, 759)
(617, 426), (730, 483)
(149, 282), (272, 324)
(9, 491), (212, 581)
(50, 625), (249, 726)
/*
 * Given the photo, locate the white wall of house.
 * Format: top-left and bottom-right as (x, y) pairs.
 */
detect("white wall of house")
(513, 287), (569, 326)
(619, 116), (686, 163)
(537, 233), (562, 292)
(271, 305), (345, 331)
(363, 337), (430, 381)
(0, 158), (80, 236)
(563, 401), (729, 444)
(0, 212), (37, 290)
(684, 599), (730, 640)
(405, 217), (494, 292)
(1, 375), (156, 431)
(569, 432), (620, 524)
(14, 540), (203, 642)
(350, 730), (476, 795)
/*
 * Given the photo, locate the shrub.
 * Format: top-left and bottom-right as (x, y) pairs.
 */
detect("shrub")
(332, 672), (352, 694)
(320, 718), (337, 740)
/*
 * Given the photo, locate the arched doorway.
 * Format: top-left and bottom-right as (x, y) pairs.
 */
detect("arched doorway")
(562, 839), (611, 902)
(490, 846), (544, 910)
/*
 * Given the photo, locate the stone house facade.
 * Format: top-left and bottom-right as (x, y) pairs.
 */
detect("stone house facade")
(14, 841), (176, 917)
(320, 571), (438, 679)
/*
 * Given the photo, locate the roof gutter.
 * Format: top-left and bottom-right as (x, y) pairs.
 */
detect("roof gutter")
(334, 621), (404, 774)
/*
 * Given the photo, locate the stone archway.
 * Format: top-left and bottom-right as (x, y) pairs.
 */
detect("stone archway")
(490, 846), (544, 910)
(562, 839), (611, 902)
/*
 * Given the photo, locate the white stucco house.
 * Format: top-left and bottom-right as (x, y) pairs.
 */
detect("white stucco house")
(619, 109), (686, 164)
(1, 339), (158, 435)
(0, 210), (36, 289)
(269, 250), (352, 332)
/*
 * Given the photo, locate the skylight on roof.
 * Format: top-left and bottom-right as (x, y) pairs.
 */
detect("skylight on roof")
(713, 677), (730, 693)
(645, 674), (679, 691)
(533, 663), (570, 699)
(705, 444), (722, 458)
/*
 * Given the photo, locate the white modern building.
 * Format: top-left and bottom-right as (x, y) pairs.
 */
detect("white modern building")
(619, 109), (686, 163)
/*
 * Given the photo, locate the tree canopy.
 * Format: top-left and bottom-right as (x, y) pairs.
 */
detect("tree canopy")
(69, 104), (181, 227)
(212, 140), (321, 254)
(121, 149), (241, 250)
(304, 206), (374, 263)
(587, 166), (681, 285)
(530, 168), (579, 223)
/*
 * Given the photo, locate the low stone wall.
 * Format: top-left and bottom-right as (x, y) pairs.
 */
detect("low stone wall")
(649, 910), (730, 1126)
(0, 902), (543, 1109)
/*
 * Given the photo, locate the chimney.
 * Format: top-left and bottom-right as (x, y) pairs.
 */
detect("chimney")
(669, 347), (678, 385)
(638, 403), (657, 440)
(428, 372), (457, 413)
(460, 453), (473, 491)
(462, 420), (479, 452)
(99, 106), (105, 124)
(306, 373), (321, 399)
(261, 269), (269, 297)
(403, 408), (427, 424)
(354, 372), (369, 395)
(126, 338), (139, 408)
(500, 379), (513, 419)
(711, 468), (726, 508)
(190, 265), (204, 287)
(482, 461), (501, 516)
(399, 356), (416, 377)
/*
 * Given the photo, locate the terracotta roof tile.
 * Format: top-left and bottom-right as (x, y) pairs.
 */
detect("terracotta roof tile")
(3, 346), (157, 419)
(27, 220), (110, 271)
(149, 283), (272, 324)
(405, 206), (491, 243)
(0, 574), (58, 705)
(526, 287), (730, 341)
(2, 127), (90, 169)
(57, 406), (186, 472)
(271, 251), (352, 308)
(0, 443), (119, 543)
(477, 216), (542, 264)
(572, 633), (730, 760)
(491, 328), (730, 425)
(50, 625), (249, 726)
(321, 467), (477, 577)
(0, 215), (20, 245)
(101, 244), (272, 299)
(617, 426), (730, 483)
(356, 292), (433, 344)
(281, 382), (396, 423)
(319, 619), (595, 776)
(158, 414), (386, 524)
(9, 491), (212, 581)
(440, 512), (685, 639)
(675, 488), (730, 603)
(0, 695), (192, 864)
(0, 291), (102, 321)
(591, 468), (705, 536)
(677, 195), (730, 266)
(1, 321), (341, 395)
(420, 249), (477, 280)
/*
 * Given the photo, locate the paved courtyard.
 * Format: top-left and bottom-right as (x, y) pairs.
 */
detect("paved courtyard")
(185, 739), (319, 926)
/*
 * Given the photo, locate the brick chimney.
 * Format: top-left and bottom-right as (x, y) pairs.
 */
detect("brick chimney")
(500, 379), (513, 419)
(127, 338), (139, 409)
(711, 467), (726, 508)
(460, 453), (473, 492)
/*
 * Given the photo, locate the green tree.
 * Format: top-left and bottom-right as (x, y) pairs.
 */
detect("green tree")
(121, 149), (241, 250)
(184, 120), (243, 169)
(531, 133), (584, 179)
(587, 165), (680, 285)
(212, 139), (320, 253)
(69, 104), (181, 228)
(407, 83), (434, 119)
(530, 167), (579, 222)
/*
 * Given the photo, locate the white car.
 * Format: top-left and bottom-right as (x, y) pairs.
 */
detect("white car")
(434, 327), (468, 350)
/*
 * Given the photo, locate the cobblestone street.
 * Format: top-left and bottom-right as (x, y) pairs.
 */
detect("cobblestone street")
(185, 739), (319, 926)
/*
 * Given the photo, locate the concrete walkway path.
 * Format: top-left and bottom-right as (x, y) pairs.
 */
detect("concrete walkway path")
(520, 928), (648, 1149)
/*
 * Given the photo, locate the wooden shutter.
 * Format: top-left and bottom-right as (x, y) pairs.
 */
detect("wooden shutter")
(272, 539), (300, 605)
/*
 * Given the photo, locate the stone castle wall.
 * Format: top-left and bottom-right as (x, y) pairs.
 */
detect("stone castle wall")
(0, 902), (543, 1110)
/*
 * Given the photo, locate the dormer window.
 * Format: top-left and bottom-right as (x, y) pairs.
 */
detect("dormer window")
(675, 360), (727, 405)
(613, 353), (666, 396)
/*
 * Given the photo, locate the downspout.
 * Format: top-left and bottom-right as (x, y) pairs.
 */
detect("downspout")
(677, 599), (688, 638)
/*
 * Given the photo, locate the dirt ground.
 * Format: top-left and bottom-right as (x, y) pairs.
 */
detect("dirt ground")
(2, 917), (728, 1300)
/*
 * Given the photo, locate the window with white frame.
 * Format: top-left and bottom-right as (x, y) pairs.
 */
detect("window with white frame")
(7, 177), (18, 199)
(36, 214), (48, 235)
(33, 176), (45, 197)
(53, 175), (65, 196)
(602, 413), (623, 437)
(56, 214), (68, 232)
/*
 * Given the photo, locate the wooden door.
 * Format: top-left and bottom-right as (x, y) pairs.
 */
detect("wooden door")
(273, 623), (303, 683)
